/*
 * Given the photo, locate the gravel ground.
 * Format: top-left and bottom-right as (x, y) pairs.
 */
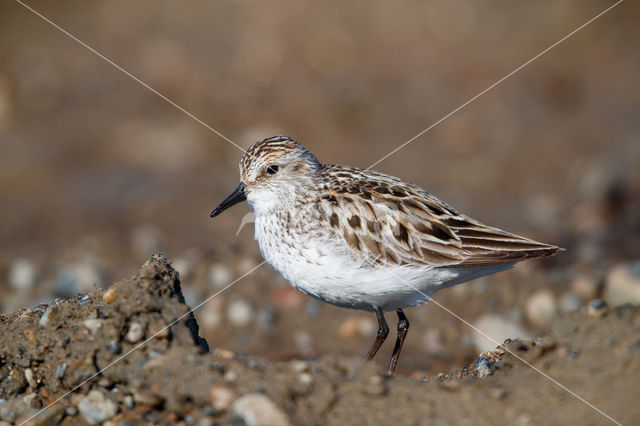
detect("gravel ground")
(1, 255), (638, 425)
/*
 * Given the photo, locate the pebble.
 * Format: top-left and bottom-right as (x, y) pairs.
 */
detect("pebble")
(256, 307), (278, 332)
(24, 368), (36, 388)
(231, 393), (291, 426)
(338, 317), (359, 338)
(525, 290), (557, 327)
(102, 288), (117, 303)
(223, 369), (238, 383)
(472, 315), (531, 353)
(38, 305), (58, 327)
(214, 348), (236, 361)
(588, 299), (608, 318)
(294, 331), (313, 350)
(604, 262), (640, 306)
(421, 328), (443, 355)
(363, 375), (387, 396)
(208, 263), (232, 289)
(126, 322), (144, 343)
(84, 319), (103, 332)
(209, 386), (235, 412)
(227, 298), (254, 327)
(289, 373), (314, 396)
(55, 363), (67, 380)
(78, 390), (117, 425)
(474, 356), (494, 379)
(356, 317), (377, 338)
(571, 275), (601, 299)
(123, 395), (134, 409)
(78, 294), (92, 306)
(288, 360), (309, 374)
(560, 292), (581, 313)
(107, 340), (122, 354)
(8, 258), (37, 292)
(65, 406), (78, 416)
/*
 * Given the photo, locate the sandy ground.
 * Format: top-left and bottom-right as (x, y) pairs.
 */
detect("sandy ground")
(1, 255), (638, 425)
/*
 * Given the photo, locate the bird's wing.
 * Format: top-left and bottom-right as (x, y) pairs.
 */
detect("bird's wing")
(315, 165), (559, 268)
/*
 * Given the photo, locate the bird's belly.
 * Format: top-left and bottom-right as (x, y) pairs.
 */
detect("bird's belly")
(254, 216), (512, 311)
(257, 234), (451, 311)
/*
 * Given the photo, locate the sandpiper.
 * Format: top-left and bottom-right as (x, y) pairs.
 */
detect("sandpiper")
(211, 136), (560, 375)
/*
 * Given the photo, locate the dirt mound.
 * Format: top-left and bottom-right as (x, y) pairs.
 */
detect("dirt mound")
(1, 255), (638, 425)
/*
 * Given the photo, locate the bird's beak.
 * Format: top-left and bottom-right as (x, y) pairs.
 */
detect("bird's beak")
(210, 182), (247, 217)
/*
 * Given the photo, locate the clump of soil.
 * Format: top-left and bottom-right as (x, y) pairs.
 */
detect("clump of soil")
(1, 255), (639, 425)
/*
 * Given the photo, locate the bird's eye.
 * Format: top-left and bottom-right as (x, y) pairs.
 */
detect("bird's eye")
(266, 165), (279, 175)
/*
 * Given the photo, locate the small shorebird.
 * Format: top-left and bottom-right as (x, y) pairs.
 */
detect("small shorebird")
(211, 136), (560, 375)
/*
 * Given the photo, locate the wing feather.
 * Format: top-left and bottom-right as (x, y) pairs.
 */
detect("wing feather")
(316, 165), (560, 269)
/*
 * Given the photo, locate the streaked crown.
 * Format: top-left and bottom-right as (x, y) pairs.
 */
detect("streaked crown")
(239, 136), (320, 184)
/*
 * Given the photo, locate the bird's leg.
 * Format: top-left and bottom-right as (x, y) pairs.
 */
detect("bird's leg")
(387, 309), (410, 376)
(366, 306), (389, 360)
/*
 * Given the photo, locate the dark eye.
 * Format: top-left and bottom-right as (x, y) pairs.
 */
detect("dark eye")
(266, 165), (279, 175)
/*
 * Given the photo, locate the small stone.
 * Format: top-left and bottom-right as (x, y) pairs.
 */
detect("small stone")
(588, 299), (608, 318)
(571, 275), (601, 299)
(421, 328), (443, 355)
(209, 386), (235, 412)
(525, 290), (557, 327)
(208, 263), (232, 289)
(83, 319), (102, 332)
(78, 390), (117, 425)
(126, 322), (144, 343)
(604, 262), (640, 306)
(293, 331), (313, 350)
(474, 356), (494, 379)
(256, 307), (278, 333)
(8, 258), (37, 292)
(560, 292), (581, 313)
(223, 369), (237, 383)
(24, 404), (65, 426)
(214, 348), (236, 360)
(356, 317), (377, 338)
(289, 360), (309, 373)
(102, 288), (117, 303)
(39, 305), (58, 327)
(78, 294), (91, 306)
(363, 375), (387, 396)
(107, 340), (122, 354)
(123, 395), (134, 409)
(338, 317), (359, 338)
(132, 389), (163, 408)
(65, 406), (78, 416)
(231, 393), (290, 426)
(227, 298), (254, 327)
(24, 368), (37, 388)
(55, 363), (67, 380)
(289, 373), (314, 396)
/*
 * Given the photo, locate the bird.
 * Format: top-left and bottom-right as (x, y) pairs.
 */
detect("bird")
(210, 135), (560, 375)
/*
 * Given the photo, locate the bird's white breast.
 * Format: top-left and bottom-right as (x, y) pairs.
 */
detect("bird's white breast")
(252, 209), (502, 311)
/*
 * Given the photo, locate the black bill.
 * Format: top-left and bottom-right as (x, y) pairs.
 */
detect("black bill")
(210, 182), (247, 217)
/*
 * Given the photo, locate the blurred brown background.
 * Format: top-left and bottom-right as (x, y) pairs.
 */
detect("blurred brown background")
(1, 0), (638, 375)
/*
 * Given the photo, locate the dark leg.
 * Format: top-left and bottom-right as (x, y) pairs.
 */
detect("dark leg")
(387, 309), (410, 376)
(366, 306), (389, 360)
